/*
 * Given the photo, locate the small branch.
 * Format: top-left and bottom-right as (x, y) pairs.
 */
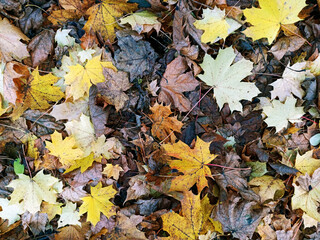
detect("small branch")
(206, 163), (251, 170)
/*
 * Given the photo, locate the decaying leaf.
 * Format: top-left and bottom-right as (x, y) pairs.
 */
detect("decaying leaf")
(114, 35), (158, 82)
(149, 103), (183, 143)
(215, 194), (269, 240)
(83, 0), (137, 42)
(158, 56), (199, 112)
(198, 47), (259, 112)
(163, 137), (216, 192)
(0, 17), (30, 62)
(97, 68), (131, 111)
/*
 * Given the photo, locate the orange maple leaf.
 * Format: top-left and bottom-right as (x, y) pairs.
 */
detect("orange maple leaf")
(163, 137), (216, 192)
(149, 103), (183, 143)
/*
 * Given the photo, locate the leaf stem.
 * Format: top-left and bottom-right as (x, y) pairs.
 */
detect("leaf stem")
(206, 163), (250, 170)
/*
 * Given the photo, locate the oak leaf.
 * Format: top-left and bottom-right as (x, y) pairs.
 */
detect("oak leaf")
(262, 96), (304, 132)
(149, 103), (183, 143)
(45, 131), (84, 168)
(64, 55), (116, 100)
(163, 137), (216, 192)
(158, 56), (199, 112)
(292, 168), (320, 222)
(0, 17), (30, 62)
(243, 0), (306, 43)
(79, 182), (117, 226)
(198, 47), (259, 112)
(14, 67), (64, 109)
(7, 170), (62, 214)
(162, 191), (216, 239)
(194, 7), (241, 44)
(83, 0), (137, 42)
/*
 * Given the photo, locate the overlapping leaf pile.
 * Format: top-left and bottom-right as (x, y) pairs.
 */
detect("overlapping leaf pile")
(1, 0), (320, 239)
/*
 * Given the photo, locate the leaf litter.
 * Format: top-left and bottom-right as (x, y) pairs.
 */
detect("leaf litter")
(1, 0), (320, 239)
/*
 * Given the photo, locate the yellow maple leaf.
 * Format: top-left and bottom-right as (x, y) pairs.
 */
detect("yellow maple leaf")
(45, 131), (84, 168)
(64, 55), (116, 100)
(79, 182), (117, 226)
(249, 175), (285, 203)
(149, 103), (183, 143)
(162, 191), (218, 239)
(243, 0), (306, 43)
(292, 168), (320, 222)
(194, 7), (241, 44)
(8, 170), (62, 214)
(83, 0), (137, 42)
(64, 153), (102, 174)
(14, 67), (64, 109)
(163, 137), (216, 192)
(295, 150), (320, 176)
(102, 164), (123, 180)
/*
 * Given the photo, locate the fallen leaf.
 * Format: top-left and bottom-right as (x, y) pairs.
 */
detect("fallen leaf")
(50, 97), (89, 121)
(243, 0), (306, 43)
(21, 211), (48, 236)
(58, 202), (81, 228)
(269, 36), (305, 60)
(292, 168), (320, 222)
(163, 137), (216, 192)
(61, 185), (87, 202)
(114, 35), (158, 82)
(194, 7), (241, 44)
(249, 175), (285, 203)
(149, 103), (183, 143)
(120, 10), (161, 34)
(97, 68), (131, 111)
(64, 55), (116, 100)
(55, 223), (90, 240)
(79, 182), (117, 226)
(0, 198), (24, 226)
(215, 194), (269, 240)
(0, 17), (30, 62)
(45, 131), (84, 168)
(41, 202), (62, 221)
(295, 150), (320, 176)
(106, 212), (146, 239)
(198, 47), (259, 112)
(64, 153), (102, 173)
(125, 175), (150, 202)
(83, 0), (137, 42)
(14, 67), (64, 109)
(162, 191), (215, 239)
(158, 56), (199, 112)
(262, 96), (304, 132)
(27, 29), (55, 67)
(102, 164), (123, 180)
(270, 62), (312, 102)
(48, 0), (92, 25)
(7, 170), (62, 214)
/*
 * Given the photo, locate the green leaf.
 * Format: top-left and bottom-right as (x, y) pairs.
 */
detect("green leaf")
(13, 158), (24, 175)
(247, 162), (268, 180)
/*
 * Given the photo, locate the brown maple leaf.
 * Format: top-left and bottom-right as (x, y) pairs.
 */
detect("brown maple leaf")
(158, 56), (199, 112)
